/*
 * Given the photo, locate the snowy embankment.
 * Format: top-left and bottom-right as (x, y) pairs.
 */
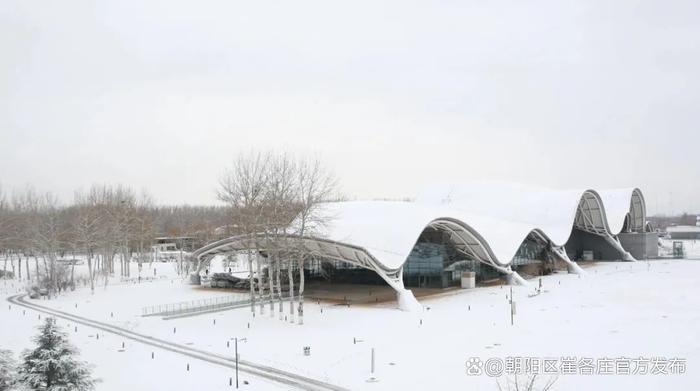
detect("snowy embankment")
(3, 258), (700, 390)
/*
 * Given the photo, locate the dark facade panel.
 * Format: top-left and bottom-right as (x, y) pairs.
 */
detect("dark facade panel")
(565, 229), (622, 261)
(618, 232), (659, 260)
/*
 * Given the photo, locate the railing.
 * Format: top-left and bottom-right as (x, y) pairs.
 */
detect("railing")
(142, 295), (250, 317)
(141, 292), (292, 317)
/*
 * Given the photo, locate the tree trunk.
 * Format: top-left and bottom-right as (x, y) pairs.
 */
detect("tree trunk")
(248, 250), (255, 314)
(34, 257), (40, 283)
(298, 257), (305, 325)
(49, 254), (57, 297)
(42, 255), (52, 299)
(17, 253), (22, 281)
(276, 260), (283, 320)
(70, 261), (76, 291)
(69, 250), (75, 290)
(257, 257), (265, 315)
(103, 253), (110, 288)
(288, 260), (295, 323)
(178, 248), (183, 276)
(87, 250), (95, 294)
(126, 244), (131, 277)
(42, 255), (49, 278)
(268, 259), (275, 317)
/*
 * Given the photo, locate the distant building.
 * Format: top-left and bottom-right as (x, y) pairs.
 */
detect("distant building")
(153, 236), (197, 252)
(152, 242), (177, 252)
(667, 225), (700, 240)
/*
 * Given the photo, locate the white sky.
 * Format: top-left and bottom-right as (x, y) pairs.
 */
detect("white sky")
(1, 1), (699, 214)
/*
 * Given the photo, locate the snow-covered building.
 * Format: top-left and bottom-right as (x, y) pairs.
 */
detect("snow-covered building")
(192, 183), (656, 311)
(667, 225), (700, 240)
(153, 236), (197, 252)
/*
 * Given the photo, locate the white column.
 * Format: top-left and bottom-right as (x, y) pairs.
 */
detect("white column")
(369, 264), (423, 312)
(489, 263), (530, 287)
(551, 246), (585, 274)
(603, 235), (636, 262)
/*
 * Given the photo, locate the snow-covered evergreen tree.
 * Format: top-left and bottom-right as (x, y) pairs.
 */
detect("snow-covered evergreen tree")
(0, 349), (16, 391)
(19, 318), (96, 391)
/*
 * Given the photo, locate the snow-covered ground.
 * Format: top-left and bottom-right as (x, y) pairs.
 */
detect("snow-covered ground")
(0, 261), (288, 390)
(660, 238), (700, 259)
(2, 255), (700, 390)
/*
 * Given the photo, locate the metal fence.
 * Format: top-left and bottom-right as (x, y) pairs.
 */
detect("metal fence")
(142, 295), (251, 317)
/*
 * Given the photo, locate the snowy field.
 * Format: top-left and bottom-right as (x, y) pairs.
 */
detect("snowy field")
(660, 238), (700, 259)
(2, 253), (700, 390)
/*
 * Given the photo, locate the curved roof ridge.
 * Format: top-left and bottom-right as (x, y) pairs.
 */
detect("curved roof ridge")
(194, 185), (647, 273)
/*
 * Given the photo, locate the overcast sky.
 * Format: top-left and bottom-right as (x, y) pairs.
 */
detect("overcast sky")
(1, 1), (699, 214)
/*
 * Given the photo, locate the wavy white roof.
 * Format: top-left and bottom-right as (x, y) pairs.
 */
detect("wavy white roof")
(313, 182), (646, 271)
(194, 182), (647, 277)
(316, 201), (536, 270)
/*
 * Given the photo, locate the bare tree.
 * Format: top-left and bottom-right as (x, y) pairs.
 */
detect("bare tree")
(82, 184), (140, 286)
(217, 152), (338, 323)
(72, 188), (104, 294)
(217, 151), (272, 314)
(0, 185), (10, 280)
(291, 157), (338, 325)
(0, 186), (29, 282)
(10, 190), (35, 283)
(133, 193), (156, 281)
(21, 189), (65, 298)
(262, 154), (299, 320)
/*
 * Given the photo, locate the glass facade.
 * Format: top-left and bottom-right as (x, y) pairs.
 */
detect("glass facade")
(403, 242), (448, 287)
(402, 228), (503, 288)
(300, 227), (550, 289)
(511, 235), (548, 266)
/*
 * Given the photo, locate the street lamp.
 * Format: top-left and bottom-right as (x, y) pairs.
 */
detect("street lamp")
(235, 337), (247, 388)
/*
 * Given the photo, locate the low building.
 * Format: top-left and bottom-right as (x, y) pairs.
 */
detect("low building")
(153, 236), (197, 251)
(192, 183), (657, 311)
(667, 225), (700, 240)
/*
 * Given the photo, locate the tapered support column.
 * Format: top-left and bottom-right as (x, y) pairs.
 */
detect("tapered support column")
(551, 246), (585, 275)
(396, 288), (423, 312)
(506, 270), (529, 286)
(490, 264), (530, 287)
(604, 235), (636, 262)
(370, 264), (423, 312)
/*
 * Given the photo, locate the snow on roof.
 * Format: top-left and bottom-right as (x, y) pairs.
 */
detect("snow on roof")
(316, 200), (536, 269)
(195, 182), (646, 274)
(417, 181), (584, 244)
(312, 182), (645, 270)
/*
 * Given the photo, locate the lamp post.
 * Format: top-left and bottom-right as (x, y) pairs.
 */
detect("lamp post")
(235, 337), (247, 388)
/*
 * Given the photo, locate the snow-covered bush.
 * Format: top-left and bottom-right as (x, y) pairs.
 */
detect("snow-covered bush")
(0, 349), (16, 391)
(18, 318), (97, 391)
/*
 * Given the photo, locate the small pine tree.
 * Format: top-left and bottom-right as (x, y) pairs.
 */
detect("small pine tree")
(0, 349), (16, 391)
(19, 318), (96, 391)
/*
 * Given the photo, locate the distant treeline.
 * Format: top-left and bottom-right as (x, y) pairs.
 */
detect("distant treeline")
(648, 213), (699, 230)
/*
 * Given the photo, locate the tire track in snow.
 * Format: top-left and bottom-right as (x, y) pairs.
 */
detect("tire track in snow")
(7, 294), (349, 391)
